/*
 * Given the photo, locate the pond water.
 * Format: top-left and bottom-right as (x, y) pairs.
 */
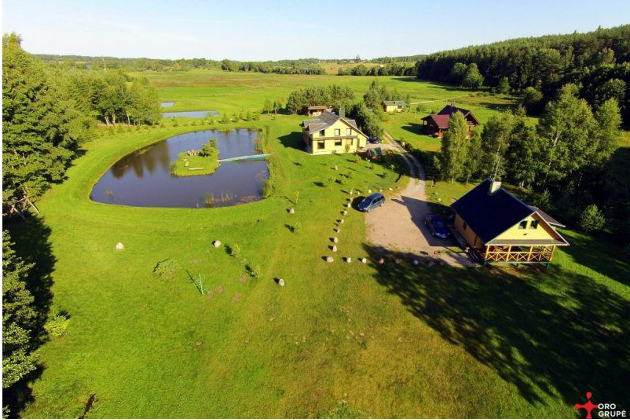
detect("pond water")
(160, 101), (175, 107)
(162, 110), (220, 118)
(90, 129), (268, 208)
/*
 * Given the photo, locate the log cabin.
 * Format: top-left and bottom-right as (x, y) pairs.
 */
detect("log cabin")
(300, 110), (367, 155)
(451, 180), (569, 265)
(421, 103), (479, 137)
(301, 105), (333, 116)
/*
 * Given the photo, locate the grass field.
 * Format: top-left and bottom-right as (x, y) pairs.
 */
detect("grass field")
(9, 71), (630, 418)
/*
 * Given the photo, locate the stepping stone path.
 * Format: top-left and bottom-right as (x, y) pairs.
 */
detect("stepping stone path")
(331, 245), (337, 252)
(326, 256), (334, 263)
(277, 278), (285, 286)
(289, 208), (295, 214)
(213, 240), (221, 248)
(345, 257), (352, 263)
(115, 242), (124, 250)
(333, 237), (338, 243)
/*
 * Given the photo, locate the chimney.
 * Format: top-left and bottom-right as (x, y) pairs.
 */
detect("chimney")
(489, 180), (502, 194)
(339, 106), (345, 118)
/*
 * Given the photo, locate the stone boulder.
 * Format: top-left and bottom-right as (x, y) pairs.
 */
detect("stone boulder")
(277, 278), (285, 287)
(212, 240), (222, 248)
(289, 207), (295, 214)
(326, 256), (334, 263)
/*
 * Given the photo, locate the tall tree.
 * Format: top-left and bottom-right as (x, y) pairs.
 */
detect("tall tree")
(461, 63), (484, 89)
(2, 34), (89, 216)
(537, 84), (597, 188)
(2, 231), (38, 399)
(479, 113), (516, 178)
(439, 112), (469, 182)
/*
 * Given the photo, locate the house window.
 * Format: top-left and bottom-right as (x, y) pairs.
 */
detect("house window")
(317, 141), (325, 150)
(319, 130), (325, 137)
(463, 222), (467, 230)
(530, 220), (539, 230)
(334, 140), (342, 146)
(334, 129), (340, 136)
(518, 221), (528, 229)
(346, 128), (352, 135)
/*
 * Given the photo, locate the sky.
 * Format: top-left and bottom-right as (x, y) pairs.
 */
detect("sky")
(3, 0), (630, 61)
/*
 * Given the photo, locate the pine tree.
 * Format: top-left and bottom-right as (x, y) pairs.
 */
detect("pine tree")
(2, 231), (38, 392)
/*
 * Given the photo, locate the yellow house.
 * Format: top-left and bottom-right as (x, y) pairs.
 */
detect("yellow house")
(382, 101), (406, 113)
(451, 180), (569, 265)
(300, 111), (368, 155)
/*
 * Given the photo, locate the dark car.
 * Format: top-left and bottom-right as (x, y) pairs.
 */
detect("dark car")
(357, 193), (385, 212)
(424, 214), (449, 239)
(367, 135), (381, 144)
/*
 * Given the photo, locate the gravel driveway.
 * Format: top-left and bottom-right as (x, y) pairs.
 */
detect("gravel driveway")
(365, 133), (472, 267)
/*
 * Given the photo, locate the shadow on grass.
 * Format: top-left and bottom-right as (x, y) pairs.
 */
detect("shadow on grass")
(278, 131), (308, 153)
(4, 216), (56, 416)
(363, 243), (630, 410)
(561, 231), (630, 287)
(401, 122), (425, 135)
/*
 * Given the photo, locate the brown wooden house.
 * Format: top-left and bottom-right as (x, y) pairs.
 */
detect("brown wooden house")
(421, 103), (479, 137)
(451, 180), (569, 265)
(301, 105), (333, 116)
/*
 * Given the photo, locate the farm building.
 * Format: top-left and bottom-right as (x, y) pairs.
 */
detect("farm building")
(421, 103), (479, 137)
(382, 101), (406, 113)
(451, 180), (569, 265)
(301, 105), (333, 116)
(300, 110), (367, 155)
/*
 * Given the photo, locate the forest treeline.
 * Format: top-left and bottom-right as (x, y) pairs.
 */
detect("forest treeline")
(2, 34), (162, 416)
(416, 25), (630, 124)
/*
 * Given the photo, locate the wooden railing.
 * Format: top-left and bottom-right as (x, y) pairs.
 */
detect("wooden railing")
(484, 246), (555, 263)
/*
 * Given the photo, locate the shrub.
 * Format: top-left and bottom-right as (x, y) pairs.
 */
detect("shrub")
(579, 204), (605, 233)
(153, 259), (179, 280)
(291, 222), (302, 233)
(228, 244), (241, 258)
(45, 312), (70, 337)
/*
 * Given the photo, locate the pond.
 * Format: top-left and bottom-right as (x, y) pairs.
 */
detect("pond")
(90, 129), (268, 208)
(162, 111), (220, 118)
(160, 101), (175, 107)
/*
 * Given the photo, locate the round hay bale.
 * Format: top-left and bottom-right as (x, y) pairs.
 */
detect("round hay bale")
(115, 242), (124, 250)
(212, 240), (222, 248)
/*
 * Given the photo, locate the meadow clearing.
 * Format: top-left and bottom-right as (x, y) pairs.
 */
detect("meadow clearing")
(9, 72), (629, 418)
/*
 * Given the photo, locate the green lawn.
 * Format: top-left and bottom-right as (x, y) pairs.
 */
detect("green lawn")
(8, 72), (630, 418)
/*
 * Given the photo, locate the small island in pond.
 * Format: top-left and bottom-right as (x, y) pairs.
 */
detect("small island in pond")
(170, 137), (220, 177)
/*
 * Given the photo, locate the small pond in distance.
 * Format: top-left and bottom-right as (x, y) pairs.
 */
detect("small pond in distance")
(162, 110), (220, 118)
(90, 129), (268, 208)
(160, 101), (175, 107)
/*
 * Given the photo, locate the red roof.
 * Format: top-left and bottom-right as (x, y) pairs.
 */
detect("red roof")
(422, 114), (451, 129)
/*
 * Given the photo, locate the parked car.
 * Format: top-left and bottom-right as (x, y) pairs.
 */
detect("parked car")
(367, 135), (381, 144)
(424, 214), (449, 239)
(357, 193), (385, 212)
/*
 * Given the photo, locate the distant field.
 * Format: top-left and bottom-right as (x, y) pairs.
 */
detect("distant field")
(141, 69), (519, 116)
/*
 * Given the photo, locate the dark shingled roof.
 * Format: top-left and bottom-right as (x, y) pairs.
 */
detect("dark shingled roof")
(451, 179), (535, 243)
(301, 110), (364, 136)
(421, 114), (451, 129)
(438, 104), (471, 116)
